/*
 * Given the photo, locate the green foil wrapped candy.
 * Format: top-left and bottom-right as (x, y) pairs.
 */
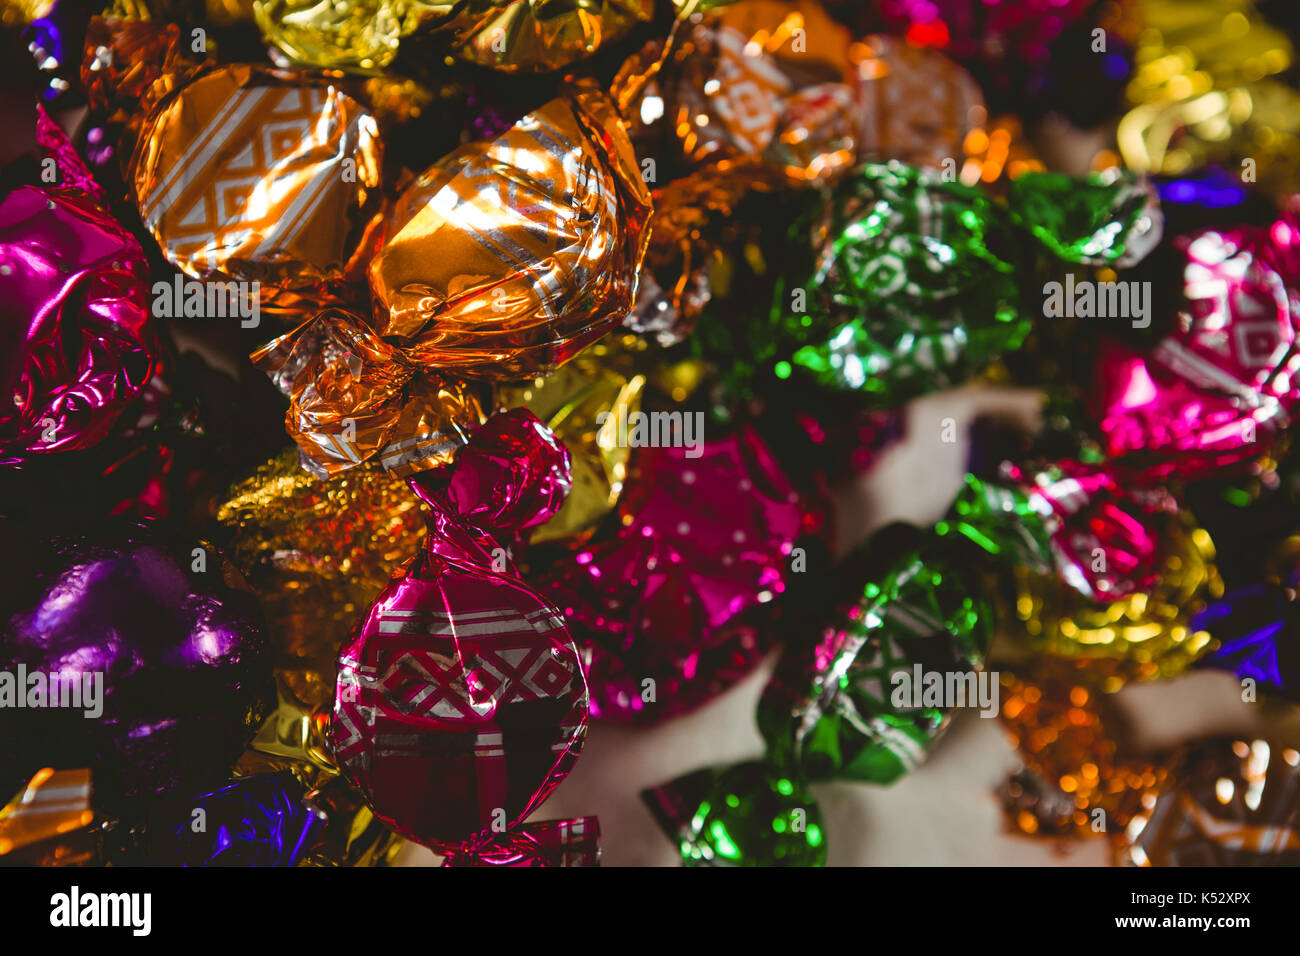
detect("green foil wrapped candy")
(1007, 169), (1162, 268)
(641, 761), (826, 867)
(776, 161), (1026, 402)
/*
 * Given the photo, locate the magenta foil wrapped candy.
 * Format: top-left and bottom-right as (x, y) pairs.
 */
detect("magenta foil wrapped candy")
(331, 408), (594, 865)
(1092, 211), (1300, 481)
(538, 423), (805, 723)
(1, 108), (156, 465)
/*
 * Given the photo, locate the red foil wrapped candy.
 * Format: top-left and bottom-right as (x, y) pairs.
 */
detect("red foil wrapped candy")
(331, 409), (592, 864)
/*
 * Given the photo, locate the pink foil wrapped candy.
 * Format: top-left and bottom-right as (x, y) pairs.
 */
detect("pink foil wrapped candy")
(331, 408), (593, 865)
(1092, 212), (1300, 481)
(1, 109), (155, 464)
(539, 423), (805, 723)
(1002, 459), (1175, 603)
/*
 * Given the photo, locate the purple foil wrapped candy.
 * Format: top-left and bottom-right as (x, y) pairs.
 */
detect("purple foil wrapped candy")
(1, 107), (155, 465)
(0, 521), (274, 812)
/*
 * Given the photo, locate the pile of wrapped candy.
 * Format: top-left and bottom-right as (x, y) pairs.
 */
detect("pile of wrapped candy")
(3, 0), (1300, 867)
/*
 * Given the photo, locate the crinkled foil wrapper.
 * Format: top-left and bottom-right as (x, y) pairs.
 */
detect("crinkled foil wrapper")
(368, 80), (651, 380)
(497, 335), (647, 545)
(442, 0), (653, 73)
(254, 0), (443, 71)
(216, 447), (429, 711)
(252, 309), (485, 478)
(1008, 517), (1222, 681)
(130, 64), (384, 311)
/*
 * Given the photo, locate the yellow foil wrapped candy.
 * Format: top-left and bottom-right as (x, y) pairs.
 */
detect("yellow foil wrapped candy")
(1118, 0), (1300, 195)
(498, 335), (648, 544)
(1008, 517), (1222, 682)
(367, 79), (652, 380)
(253, 0), (444, 70)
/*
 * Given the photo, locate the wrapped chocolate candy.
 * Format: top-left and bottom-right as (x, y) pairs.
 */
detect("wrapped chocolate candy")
(130, 64), (384, 314)
(613, 0), (858, 188)
(253, 0), (441, 71)
(642, 476), (1048, 865)
(0, 768), (96, 864)
(254, 310), (485, 478)
(442, 0), (653, 73)
(1091, 211), (1300, 480)
(769, 163), (1160, 403)
(331, 409), (595, 865)
(215, 447), (431, 709)
(0, 520), (275, 813)
(2, 107), (156, 464)
(538, 423), (805, 723)
(368, 79), (651, 379)
(1118, 737), (1300, 865)
(440, 817), (600, 866)
(497, 334), (648, 545)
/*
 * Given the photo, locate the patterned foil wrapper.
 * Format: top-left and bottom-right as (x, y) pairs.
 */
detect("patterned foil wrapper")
(758, 476), (1047, 786)
(997, 659), (1164, 841)
(331, 409), (593, 859)
(215, 447), (430, 710)
(1118, 737), (1300, 865)
(1092, 212), (1300, 480)
(537, 423), (804, 723)
(1003, 460), (1178, 604)
(130, 64), (384, 313)
(444, 0), (652, 73)
(252, 309), (485, 478)
(368, 80), (651, 381)
(253, 0), (441, 71)
(1118, 0), (1300, 198)
(613, 0), (857, 188)
(775, 161), (1027, 403)
(852, 33), (984, 170)
(497, 335), (647, 546)
(440, 816), (599, 866)
(2, 108), (156, 465)
(1008, 515), (1222, 681)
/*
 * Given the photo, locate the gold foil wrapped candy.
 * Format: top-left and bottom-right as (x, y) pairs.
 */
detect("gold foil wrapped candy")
(614, 0), (858, 187)
(1008, 518), (1222, 682)
(215, 445), (430, 708)
(130, 64), (384, 310)
(442, 0), (653, 73)
(252, 311), (485, 477)
(253, 0), (441, 71)
(367, 79), (652, 380)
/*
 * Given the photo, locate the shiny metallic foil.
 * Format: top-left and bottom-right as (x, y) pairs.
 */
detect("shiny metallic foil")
(252, 310), (485, 477)
(497, 335), (647, 545)
(368, 81), (651, 380)
(1009, 517), (1222, 681)
(1118, 0), (1300, 196)
(254, 0), (441, 71)
(216, 448), (429, 710)
(443, 0), (652, 73)
(130, 64), (384, 309)
(1119, 737), (1300, 865)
